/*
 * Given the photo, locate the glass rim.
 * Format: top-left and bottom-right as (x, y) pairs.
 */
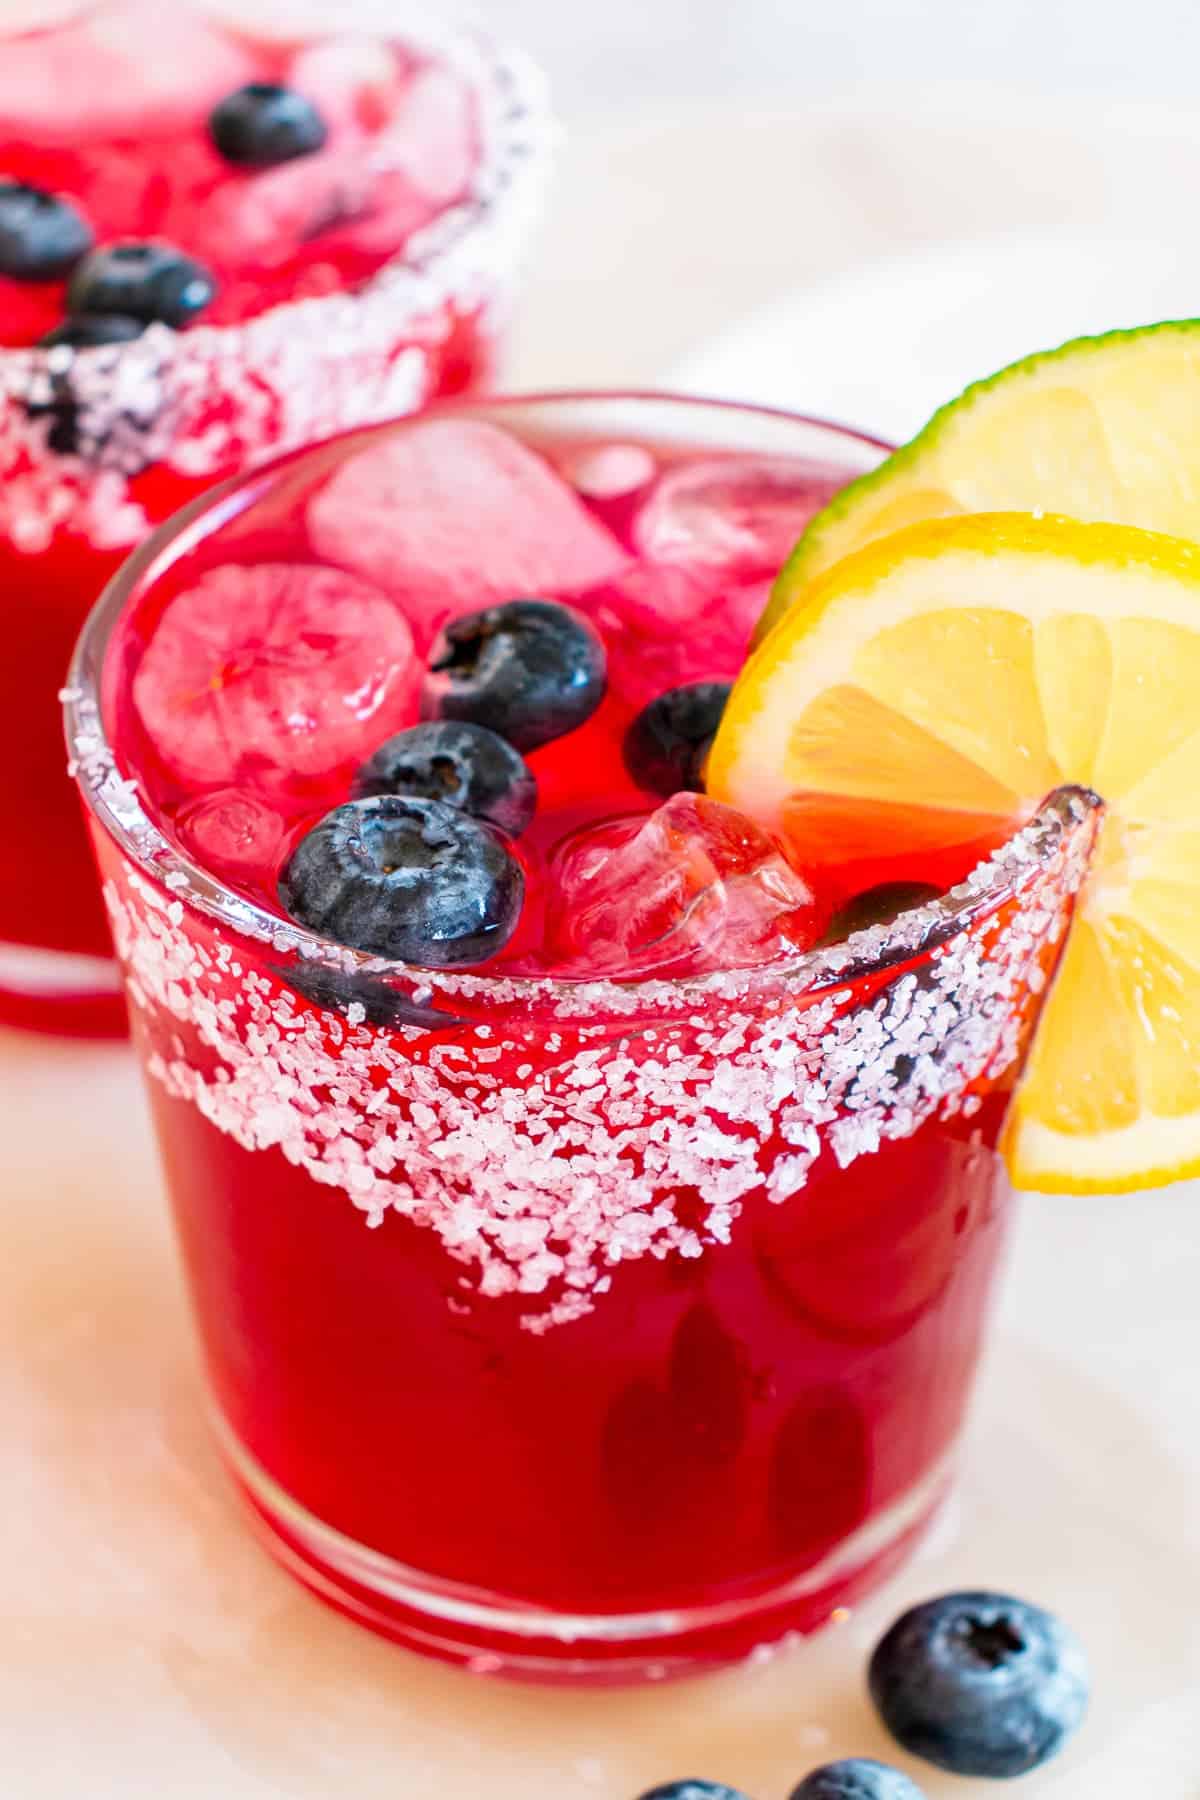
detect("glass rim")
(64, 388), (1093, 1016)
(5, 7), (550, 378)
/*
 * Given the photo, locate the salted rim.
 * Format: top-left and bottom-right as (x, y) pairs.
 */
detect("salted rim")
(63, 389), (1097, 1019)
(0, 6), (552, 376)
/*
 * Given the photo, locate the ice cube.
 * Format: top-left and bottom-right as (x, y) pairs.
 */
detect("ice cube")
(377, 64), (478, 204)
(564, 443), (657, 501)
(205, 0), (409, 46)
(0, 2), (257, 145)
(132, 562), (417, 790)
(548, 794), (829, 977)
(287, 39), (408, 133)
(633, 456), (849, 577)
(175, 787), (285, 878)
(597, 564), (771, 707)
(307, 420), (629, 647)
(193, 144), (433, 273)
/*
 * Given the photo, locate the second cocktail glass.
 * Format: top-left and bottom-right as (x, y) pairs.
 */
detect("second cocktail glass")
(0, 0), (548, 1033)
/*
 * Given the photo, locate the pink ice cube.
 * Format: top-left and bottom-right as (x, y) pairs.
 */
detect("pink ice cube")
(287, 39), (410, 133)
(0, 3), (256, 144)
(377, 65), (478, 204)
(633, 456), (849, 578)
(132, 562), (417, 791)
(307, 420), (629, 647)
(192, 143), (434, 272)
(548, 795), (829, 978)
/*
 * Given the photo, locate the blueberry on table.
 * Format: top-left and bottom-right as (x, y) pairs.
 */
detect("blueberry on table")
(279, 795), (523, 967)
(38, 312), (146, 350)
(624, 680), (732, 796)
(790, 1759), (926, 1799)
(635, 1783), (753, 1800)
(0, 182), (92, 280)
(353, 720), (537, 836)
(422, 599), (607, 753)
(868, 1590), (1090, 1778)
(66, 242), (216, 328)
(209, 81), (329, 167)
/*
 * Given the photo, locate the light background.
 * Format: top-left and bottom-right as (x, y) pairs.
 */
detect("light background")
(4, 6), (1200, 1796)
(484, 0), (1198, 117)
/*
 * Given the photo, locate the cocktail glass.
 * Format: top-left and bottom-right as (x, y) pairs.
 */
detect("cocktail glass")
(0, 0), (549, 1034)
(65, 394), (1097, 1679)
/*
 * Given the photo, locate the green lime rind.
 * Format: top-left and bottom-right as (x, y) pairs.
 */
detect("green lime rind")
(754, 316), (1200, 646)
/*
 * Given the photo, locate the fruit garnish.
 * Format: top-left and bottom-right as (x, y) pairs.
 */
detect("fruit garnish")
(422, 598), (607, 753)
(790, 1762), (926, 1800)
(756, 318), (1200, 644)
(38, 311), (144, 349)
(624, 680), (732, 796)
(67, 240), (216, 328)
(0, 181), (92, 280)
(208, 80), (328, 168)
(279, 794), (523, 967)
(868, 1591), (1089, 1778)
(634, 1784), (752, 1800)
(707, 512), (1200, 1192)
(352, 720), (536, 837)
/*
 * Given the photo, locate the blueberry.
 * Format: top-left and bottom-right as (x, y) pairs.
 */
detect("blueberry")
(423, 599), (607, 753)
(38, 312), (146, 350)
(868, 1591), (1090, 1778)
(790, 1760), (925, 1800)
(0, 183), (92, 280)
(209, 81), (329, 167)
(821, 882), (941, 944)
(353, 721), (536, 836)
(624, 681), (731, 796)
(279, 795), (523, 967)
(66, 242), (216, 328)
(272, 961), (466, 1031)
(635, 1783), (752, 1800)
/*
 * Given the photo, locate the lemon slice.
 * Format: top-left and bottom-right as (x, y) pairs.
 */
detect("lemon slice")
(707, 511), (1200, 1194)
(755, 318), (1200, 644)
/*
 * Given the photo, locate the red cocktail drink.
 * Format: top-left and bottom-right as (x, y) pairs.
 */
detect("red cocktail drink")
(67, 395), (1097, 1678)
(0, 0), (548, 1033)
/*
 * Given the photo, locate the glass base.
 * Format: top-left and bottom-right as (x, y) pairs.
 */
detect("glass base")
(217, 1413), (954, 1684)
(0, 940), (126, 1037)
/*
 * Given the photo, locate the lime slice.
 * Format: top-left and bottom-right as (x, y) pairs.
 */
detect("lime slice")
(755, 319), (1200, 644)
(707, 511), (1200, 1193)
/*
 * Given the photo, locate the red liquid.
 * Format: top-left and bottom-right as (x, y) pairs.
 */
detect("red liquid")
(79, 396), (1095, 1676)
(0, 3), (546, 1032)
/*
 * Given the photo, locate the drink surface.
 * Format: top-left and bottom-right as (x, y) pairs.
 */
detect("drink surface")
(73, 398), (1095, 1671)
(0, 2), (481, 346)
(0, 2), (547, 1028)
(109, 408), (944, 979)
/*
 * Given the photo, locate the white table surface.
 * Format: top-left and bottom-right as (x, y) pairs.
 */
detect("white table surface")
(6, 92), (1200, 1799)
